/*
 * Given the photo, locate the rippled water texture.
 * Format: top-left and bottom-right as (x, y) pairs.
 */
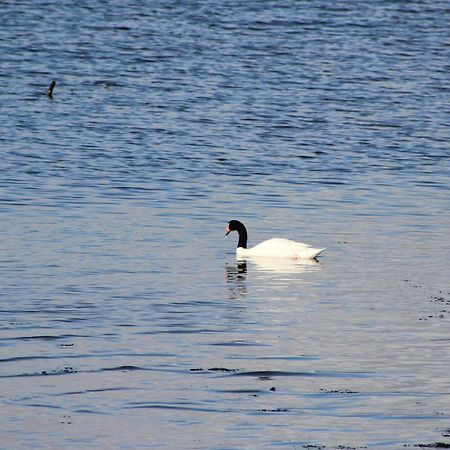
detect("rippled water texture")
(1, 1), (450, 449)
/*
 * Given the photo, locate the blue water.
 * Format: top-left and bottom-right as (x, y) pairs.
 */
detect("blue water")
(1, 1), (450, 448)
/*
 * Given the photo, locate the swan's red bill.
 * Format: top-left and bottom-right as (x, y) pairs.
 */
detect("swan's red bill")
(225, 223), (231, 235)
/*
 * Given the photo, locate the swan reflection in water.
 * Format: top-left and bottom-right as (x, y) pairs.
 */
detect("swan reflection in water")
(225, 260), (247, 300)
(240, 256), (321, 275)
(225, 257), (322, 299)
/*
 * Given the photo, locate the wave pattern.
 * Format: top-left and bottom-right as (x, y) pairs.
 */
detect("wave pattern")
(1, 1), (450, 449)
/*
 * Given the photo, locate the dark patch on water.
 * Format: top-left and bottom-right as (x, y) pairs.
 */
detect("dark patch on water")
(301, 445), (325, 450)
(55, 387), (133, 396)
(38, 366), (76, 376)
(101, 365), (142, 372)
(1, 334), (88, 342)
(258, 408), (288, 413)
(190, 367), (239, 373)
(410, 444), (450, 449)
(319, 389), (359, 394)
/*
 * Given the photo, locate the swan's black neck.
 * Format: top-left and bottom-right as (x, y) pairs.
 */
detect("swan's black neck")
(236, 222), (248, 249)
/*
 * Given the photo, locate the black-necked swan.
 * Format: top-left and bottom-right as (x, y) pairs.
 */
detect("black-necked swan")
(225, 220), (325, 259)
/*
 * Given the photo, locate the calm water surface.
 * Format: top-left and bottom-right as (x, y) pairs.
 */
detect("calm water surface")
(1, 1), (450, 449)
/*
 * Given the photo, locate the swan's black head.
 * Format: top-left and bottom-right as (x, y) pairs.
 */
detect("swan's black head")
(225, 220), (243, 235)
(225, 220), (248, 248)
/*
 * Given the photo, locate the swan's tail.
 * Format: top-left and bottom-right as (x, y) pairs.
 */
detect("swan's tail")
(295, 247), (326, 259)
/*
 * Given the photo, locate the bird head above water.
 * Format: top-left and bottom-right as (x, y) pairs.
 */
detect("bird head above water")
(225, 220), (245, 235)
(225, 220), (248, 248)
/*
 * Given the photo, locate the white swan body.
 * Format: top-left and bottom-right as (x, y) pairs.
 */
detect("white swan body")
(226, 220), (325, 260)
(237, 238), (325, 259)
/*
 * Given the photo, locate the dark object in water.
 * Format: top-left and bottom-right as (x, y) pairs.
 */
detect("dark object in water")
(414, 444), (450, 448)
(189, 367), (239, 373)
(258, 408), (288, 412)
(47, 80), (56, 97)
